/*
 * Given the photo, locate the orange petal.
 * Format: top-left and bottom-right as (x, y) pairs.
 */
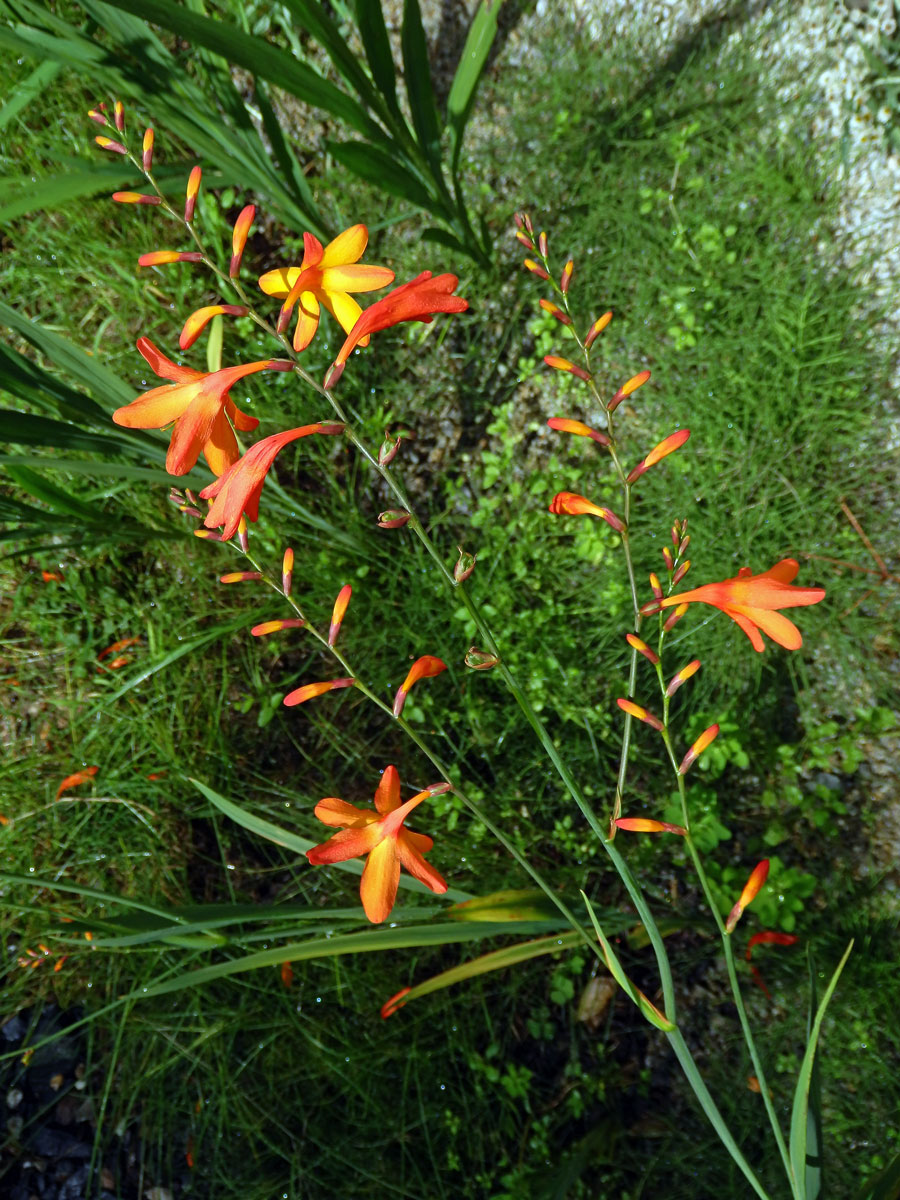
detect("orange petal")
(359, 837), (401, 923)
(396, 832), (447, 894)
(616, 698), (664, 732)
(328, 584), (352, 647)
(322, 264), (394, 293)
(283, 677), (355, 707)
(306, 822), (381, 865)
(56, 766), (99, 800)
(374, 765), (401, 815)
(292, 293), (320, 352)
(313, 796), (377, 828)
(180, 305), (249, 351)
(112, 381), (197, 431)
(615, 818), (687, 835)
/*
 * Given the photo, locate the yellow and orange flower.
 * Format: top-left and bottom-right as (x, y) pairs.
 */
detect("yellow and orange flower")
(113, 338), (292, 476)
(200, 422), (345, 540)
(306, 766), (448, 923)
(258, 224), (394, 353)
(325, 272), (468, 386)
(653, 559), (826, 653)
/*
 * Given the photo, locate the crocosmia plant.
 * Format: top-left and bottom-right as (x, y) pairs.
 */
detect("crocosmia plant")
(40, 96), (865, 1200)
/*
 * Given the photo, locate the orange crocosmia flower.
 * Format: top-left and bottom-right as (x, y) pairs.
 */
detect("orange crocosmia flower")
(658, 559), (826, 653)
(725, 859), (770, 933)
(113, 338), (292, 477)
(306, 766), (447, 924)
(325, 272), (468, 386)
(200, 423), (345, 540)
(258, 224), (395, 353)
(56, 766), (99, 800)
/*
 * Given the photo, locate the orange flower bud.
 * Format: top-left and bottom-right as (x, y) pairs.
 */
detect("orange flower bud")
(281, 962), (294, 988)
(678, 723), (719, 775)
(626, 633), (659, 665)
(537, 231), (548, 257)
(112, 192), (161, 206)
(329, 584), (352, 646)
(648, 572), (663, 600)
(560, 259), (574, 294)
(584, 311), (613, 348)
(230, 204), (255, 277)
(726, 860), (770, 933)
(393, 656), (447, 718)
(250, 619), (306, 636)
(184, 166), (202, 221)
(179, 305), (249, 350)
(544, 355), (591, 383)
(142, 127), (154, 171)
(679, 534), (691, 556)
(282, 547), (294, 596)
(88, 105), (107, 124)
(539, 298), (572, 326)
(662, 546), (674, 571)
(664, 602), (689, 631)
(237, 515), (249, 553)
(672, 559), (691, 586)
(219, 572), (263, 584)
(608, 369), (651, 413)
(113, 100), (125, 131)
(547, 417), (609, 447)
(524, 258), (549, 280)
(627, 429), (691, 483)
(95, 136), (127, 154)
(549, 492), (625, 533)
(193, 529), (223, 541)
(138, 250), (204, 267)
(615, 818), (687, 835)
(665, 659), (700, 697)
(283, 677), (356, 707)
(616, 698), (664, 732)
(515, 231), (532, 249)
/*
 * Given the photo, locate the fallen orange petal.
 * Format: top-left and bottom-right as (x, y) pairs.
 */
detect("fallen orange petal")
(56, 767), (99, 800)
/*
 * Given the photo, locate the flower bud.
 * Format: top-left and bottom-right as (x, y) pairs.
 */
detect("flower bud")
(328, 584), (352, 647)
(230, 204), (255, 277)
(138, 250), (204, 267)
(524, 258), (550, 281)
(95, 136), (127, 155)
(608, 370), (651, 414)
(515, 231), (532, 249)
(666, 660), (700, 698)
(112, 192), (161, 205)
(539, 298), (572, 326)
(219, 572), (262, 584)
(544, 355), (591, 383)
(237, 516), (249, 553)
(678, 723), (719, 775)
(465, 647), (499, 670)
(454, 548), (476, 584)
(546, 417), (609, 447)
(88, 103), (107, 124)
(142, 127), (154, 171)
(377, 510), (411, 529)
(662, 546), (674, 571)
(626, 429), (691, 483)
(663, 602), (688, 631)
(584, 311), (613, 348)
(114, 100), (125, 131)
(184, 166), (202, 222)
(560, 259), (574, 294)
(648, 572), (663, 600)
(282, 547), (294, 596)
(616, 698), (664, 733)
(537, 230), (548, 257)
(671, 559), (691, 586)
(626, 633), (659, 665)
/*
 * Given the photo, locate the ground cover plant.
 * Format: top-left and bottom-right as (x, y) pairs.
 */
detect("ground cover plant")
(2, 4), (900, 1199)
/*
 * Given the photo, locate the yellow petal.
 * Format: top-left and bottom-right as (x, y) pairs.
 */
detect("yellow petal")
(322, 264), (395, 294)
(258, 267), (300, 298)
(113, 381), (196, 430)
(320, 223), (368, 268)
(292, 292), (320, 352)
(320, 289), (364, 338)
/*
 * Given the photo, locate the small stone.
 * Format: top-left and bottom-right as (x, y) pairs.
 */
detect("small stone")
(7, 1087), (23, 1109)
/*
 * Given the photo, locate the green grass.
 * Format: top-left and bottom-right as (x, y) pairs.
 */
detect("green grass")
(2, 5), (899, 1199)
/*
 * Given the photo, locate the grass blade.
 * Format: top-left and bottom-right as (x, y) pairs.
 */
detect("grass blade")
(805, 947), (824, 1200)
(326, 138), (437, 211)
(790, 940), (854, 1197)
(353, 0), (405, 127)
(0, 58), (60, 128)
(853, 1151), (900, 1200)
(580, 890), (674, 1031)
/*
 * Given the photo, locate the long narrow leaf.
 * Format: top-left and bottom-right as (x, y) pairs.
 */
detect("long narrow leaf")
(281, 0), (384, 116)
(446, 0), (501, 176)
(1, 411), (139, 454)
(100, 0), (382, 140)
(805, 947), (824, 1200)
(383, 931), (584, 1011)
(790, 940), (854, 1197)
(853, 1150), (900, 1200)
(326, 138), (437, 211)
(581, 890), (675, 1031)
(353, 0), (405, 128)
(137, 919), (567, 996)
(400, 0), (443, 177)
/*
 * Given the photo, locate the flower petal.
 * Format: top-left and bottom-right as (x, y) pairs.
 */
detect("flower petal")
(113, 381), (197, 430)
(202, 410), (241, 477)
(397, 831), (447, 894)
(306, 822), (381, 865)
(313, 796), (377, 828)
(730, 605), (803, 650)
(359, 837), (401, 923)
(374, 765), (401, 815)
(320, 223), (368, 268)
(258, 267), (298, 298)
(320, 289), (364, 338)
(322, 264), (395, 293)
(293, 292), (320, 352)
(137, 337), (201, 384)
